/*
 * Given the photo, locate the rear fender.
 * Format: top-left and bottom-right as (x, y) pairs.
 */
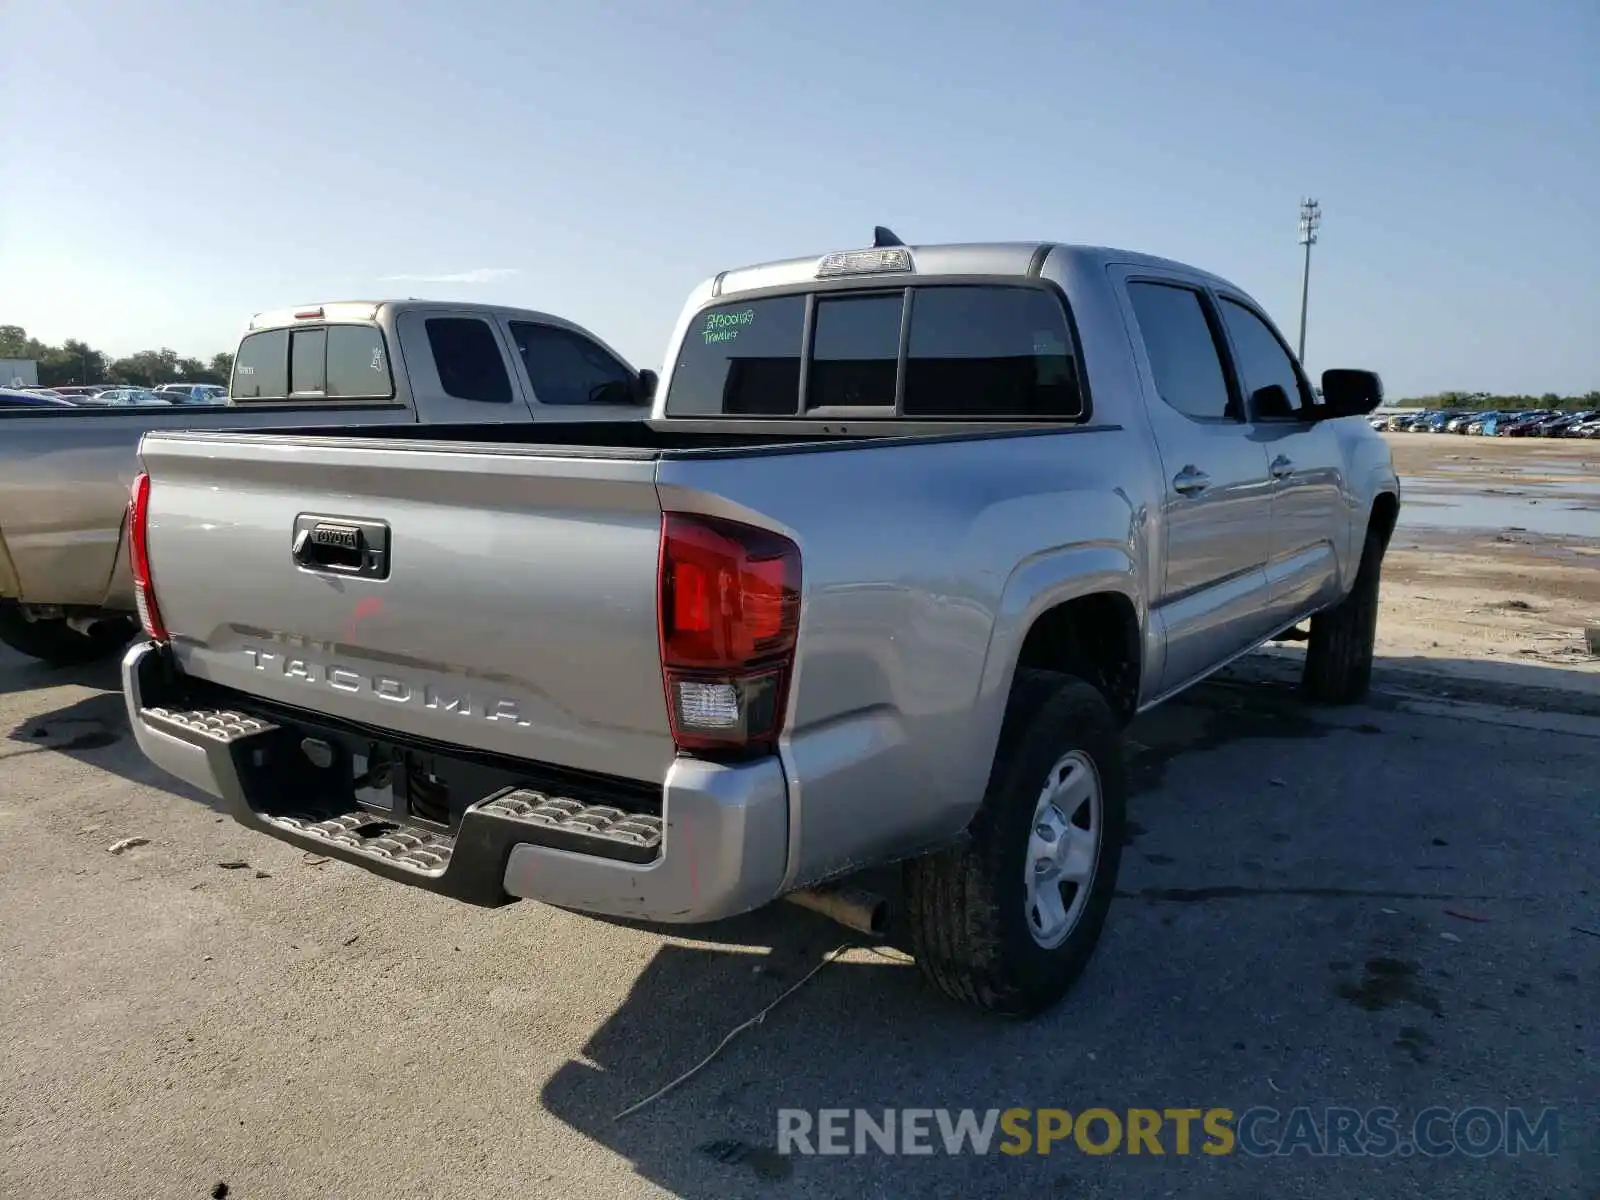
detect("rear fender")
(960, 541), (1147, 814)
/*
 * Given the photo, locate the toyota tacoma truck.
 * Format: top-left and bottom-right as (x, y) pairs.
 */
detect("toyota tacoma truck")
(0, 301), (653, 665)
(123, 236), (1397, 1015)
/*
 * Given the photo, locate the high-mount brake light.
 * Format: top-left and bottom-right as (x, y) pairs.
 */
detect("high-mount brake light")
(658, 513), (801, 753)
(816, 247), (914, 278)
(128, 471), (167, 641)
(294, 307), (325, 319)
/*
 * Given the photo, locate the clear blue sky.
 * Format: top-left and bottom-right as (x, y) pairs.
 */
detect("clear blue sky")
(2, 0), (1595, 396)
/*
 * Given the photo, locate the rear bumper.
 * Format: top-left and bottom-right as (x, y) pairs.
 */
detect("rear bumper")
(122, 640), (789, 922)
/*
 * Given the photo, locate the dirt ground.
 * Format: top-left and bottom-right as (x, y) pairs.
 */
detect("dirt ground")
(1365, 434), (1599, 699)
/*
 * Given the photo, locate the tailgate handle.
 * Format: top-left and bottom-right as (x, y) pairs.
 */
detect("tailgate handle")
(292, 515), (391, 580)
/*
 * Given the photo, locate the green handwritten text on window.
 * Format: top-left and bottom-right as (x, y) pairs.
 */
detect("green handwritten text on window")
(702, 308), (756, 344)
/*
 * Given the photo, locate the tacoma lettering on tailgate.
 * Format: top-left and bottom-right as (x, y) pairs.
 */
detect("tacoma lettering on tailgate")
(243, 646), (532, 726)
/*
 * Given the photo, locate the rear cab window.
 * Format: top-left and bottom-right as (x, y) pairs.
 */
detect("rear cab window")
(665, 285), (1084, 420)
(231, 329), (288, 399)
(808, 293), (902, 410)
(668, 295), (806, 416)
(232, 324), (393, 401)
(904, 287), (1080, 417)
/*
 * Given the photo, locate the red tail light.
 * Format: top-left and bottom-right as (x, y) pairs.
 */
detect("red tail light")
(659, 513), (801, 753)
(128, 472), (167, 641)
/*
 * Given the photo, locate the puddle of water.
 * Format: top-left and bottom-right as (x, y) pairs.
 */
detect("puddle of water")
(1427, 458), (1598, 477)
(1404, 479), (1600, 500)
(1396, 490), (1600, 538)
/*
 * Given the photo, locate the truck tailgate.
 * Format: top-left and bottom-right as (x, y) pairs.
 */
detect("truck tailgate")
(139, 434), (674, 783)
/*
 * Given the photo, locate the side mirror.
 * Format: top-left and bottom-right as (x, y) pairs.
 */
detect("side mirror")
(636, 369), (658, 404)
(1318, 368), (1384, 419)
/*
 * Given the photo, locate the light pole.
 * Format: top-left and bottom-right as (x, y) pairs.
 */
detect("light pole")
(1296, 198), (1320, 363)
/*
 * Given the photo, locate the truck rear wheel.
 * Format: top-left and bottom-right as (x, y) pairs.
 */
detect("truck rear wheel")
(0, 607), (137, 667)
(1301, 529), (1383, 704)
(904, 670), (1125, 1017)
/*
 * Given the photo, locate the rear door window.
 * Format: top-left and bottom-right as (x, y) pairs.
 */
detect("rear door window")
(1126, 283), (1235, 420)
(425, 317), (513, 404)
(806, 293), (902, 410)
(903, 286), (1081, 417)
(511, 322), (636, 406)
(231, 329), (288, 399)
(667, 295), (806, 415)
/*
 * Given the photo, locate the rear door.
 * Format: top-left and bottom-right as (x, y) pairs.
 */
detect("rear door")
(1213, 294), (1348, 624)
(1115, 271), (1275, 694)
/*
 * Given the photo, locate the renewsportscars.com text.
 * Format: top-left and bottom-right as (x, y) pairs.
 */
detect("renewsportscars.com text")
(777, 1106), (1560, 1158)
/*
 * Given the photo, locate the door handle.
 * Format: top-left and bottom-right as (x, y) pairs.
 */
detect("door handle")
(1172, 467), (1210, 496)
(292, 514), (391, 579)
(1270, 454), (1295, 480)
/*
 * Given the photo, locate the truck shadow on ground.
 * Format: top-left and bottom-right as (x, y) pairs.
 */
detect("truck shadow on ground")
(0, 651), (123, 699)
(1, 669), (226, 812)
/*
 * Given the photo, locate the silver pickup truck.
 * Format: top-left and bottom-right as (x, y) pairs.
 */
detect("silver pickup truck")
(0, 301), (652, 665)
(123, 237), (1397, 1015)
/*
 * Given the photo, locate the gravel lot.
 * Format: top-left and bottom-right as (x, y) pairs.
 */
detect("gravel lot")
(2, 632), (1596, 1199)
(1375, 434), (1600, 701)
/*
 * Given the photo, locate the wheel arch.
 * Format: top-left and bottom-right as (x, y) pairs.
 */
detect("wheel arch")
(1368, 490), (1400, 551)
(977, 544), (1148, 731)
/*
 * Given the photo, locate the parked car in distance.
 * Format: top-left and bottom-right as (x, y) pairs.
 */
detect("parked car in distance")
(1550, 411), (1595, 436)
(0, 299), (654, 667)
(1569, 416), (1600, 438)
(155, 382), (229, 404)
(1414, 411), (1464, 433)
(48, 385), (112, 399)
(0, 388), (75, 408)
(83, 388), (176, 407)
(122, 236), (1397, 1016)
(1498, 411), (1555, 436)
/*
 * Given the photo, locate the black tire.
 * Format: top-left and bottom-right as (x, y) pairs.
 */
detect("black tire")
(0, 607), (137, 667)
(904, 670), (1126, 1017)
(1302, 528), (1383, 704)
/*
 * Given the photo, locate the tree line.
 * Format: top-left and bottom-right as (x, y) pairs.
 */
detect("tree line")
(1393, 391), (1599, 412)
(0, 326), (233, 389)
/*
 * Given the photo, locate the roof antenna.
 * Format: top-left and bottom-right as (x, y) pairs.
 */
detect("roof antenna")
(873, 226), (905, 248)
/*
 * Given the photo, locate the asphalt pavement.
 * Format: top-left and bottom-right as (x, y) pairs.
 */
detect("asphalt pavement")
(1, 643), (1595, 1199)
